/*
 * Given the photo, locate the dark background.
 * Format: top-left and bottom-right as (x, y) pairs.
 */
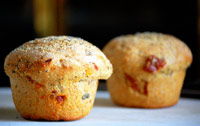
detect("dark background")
(0, 0), (199, 91)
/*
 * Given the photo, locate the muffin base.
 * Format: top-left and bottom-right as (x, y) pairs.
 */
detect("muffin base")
(113, 99), (178, 109)
(107, 70), (186, 108)
(10, 76), (98, 121)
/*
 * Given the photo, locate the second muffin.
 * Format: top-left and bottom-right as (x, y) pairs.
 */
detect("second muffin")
(103, 32), (192, 108)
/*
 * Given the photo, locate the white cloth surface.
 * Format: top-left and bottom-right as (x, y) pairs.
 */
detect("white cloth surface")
(0, 88), (200, 126)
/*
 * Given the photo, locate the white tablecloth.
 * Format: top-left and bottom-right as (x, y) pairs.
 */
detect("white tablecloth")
(0, 88), (200, 126)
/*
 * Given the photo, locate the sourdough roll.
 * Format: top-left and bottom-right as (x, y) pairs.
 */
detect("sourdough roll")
(103, 32), (192, 108)
(4, 36), (112, 120)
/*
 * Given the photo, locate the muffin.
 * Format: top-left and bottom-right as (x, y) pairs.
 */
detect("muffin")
(103, 32), (192, 108)
(4, 36), (112, 120)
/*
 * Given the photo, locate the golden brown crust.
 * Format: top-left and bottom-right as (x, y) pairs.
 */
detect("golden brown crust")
(103, 32), (192, 108)
(103, 32), (192, 73)
(5, 36), (112, 82)
(4, 36), (113, 120)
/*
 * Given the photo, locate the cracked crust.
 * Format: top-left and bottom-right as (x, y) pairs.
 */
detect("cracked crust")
(103, 32), (192, 108)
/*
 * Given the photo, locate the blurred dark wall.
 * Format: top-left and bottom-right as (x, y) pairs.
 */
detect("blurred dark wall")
(0, 1), (35, 87)
(0, 0), (198, 89)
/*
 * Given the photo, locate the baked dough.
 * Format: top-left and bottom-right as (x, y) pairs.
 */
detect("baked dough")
(103, 32), (192, 108)
(4, 36), (112, 120)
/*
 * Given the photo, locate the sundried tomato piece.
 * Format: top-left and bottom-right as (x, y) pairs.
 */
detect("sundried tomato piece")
(41, 95), (45, 99)
(35, 83), (43, 89)
(143, 55), (166, 73)
(92, 63), (98, 71)
(56, 96), (66, 102)
(26, 76), (34, 83)
(143, 63), (157, 73)
(155, 59), (166, 68)
(125, 73), (148, 95)
(143, 82), (148, 95)
(52, 90), (57, 94)
(125, 73), (140, 92)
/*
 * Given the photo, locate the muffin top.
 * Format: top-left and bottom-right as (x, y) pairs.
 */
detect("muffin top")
(103, 32), (192, 75)
(5, 36), (112, 82)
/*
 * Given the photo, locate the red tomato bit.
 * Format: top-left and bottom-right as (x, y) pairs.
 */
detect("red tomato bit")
(143, 55), (166, 73)
(41, 95), (45, 99)
(143, 82), (148, 95)
(92, 63), (98, 71)
(52, 90), (57, 94)
(125, 73), (140, 92)
(35, 83), (43, 89)
(56, 95), (66, 102)
(26, 76), (34, 83)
